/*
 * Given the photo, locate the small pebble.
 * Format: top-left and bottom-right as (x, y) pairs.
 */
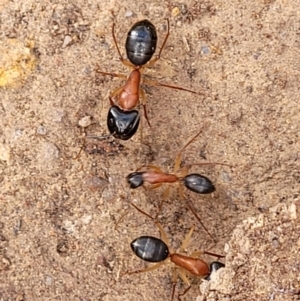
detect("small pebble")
(62, 35), (72, 48)
(201, 46), (210, 55)
(81, 214), (93, 225)
(37, 126), (47, 135)
(0, 144), (10, 162)
(44, 275), (53, 286)
(78, 116), (92, 128)
(125, 10), (133, 18)
(13, 129), (23, 140)
(51, 109), (65, 123)
(172, 7), (180, 17)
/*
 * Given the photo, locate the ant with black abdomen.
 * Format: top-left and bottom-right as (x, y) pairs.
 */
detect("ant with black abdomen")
(96, 19), (200, 140)
(123, 207), (225, 301)
(126, 128), (231, 240)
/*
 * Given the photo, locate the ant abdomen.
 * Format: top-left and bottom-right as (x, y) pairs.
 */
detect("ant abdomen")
(131, 236), (169, 262)
(125, 20), (157, 66)
(183, 173), (215, 194)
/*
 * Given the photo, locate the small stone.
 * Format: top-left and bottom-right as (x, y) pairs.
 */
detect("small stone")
(51, 109), (65, 123)
(44, 275), (53, 286)
(172, 7), (180, 17)
(81, 214), (93, 225)
(125, 10), (133, 18)
(201, 46), (210, 55)
(62, 35), (73, 48)
(0, 143), (10, 162)
(78, 116), (92, 128)
(37, 126), (47, 135)
(0, 256), (11, 271)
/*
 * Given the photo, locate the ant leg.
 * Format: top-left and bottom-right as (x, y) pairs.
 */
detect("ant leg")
(96, 70), (128, 79)
(176, 166), (189, 179)
(139, 106), (144, 143)
(114, 208), (130, 230)
(204, 251), (225, 259)
(190, 250), (224, 259)
(178, 286), (191, 301)
(136, 164), (164, 173)
(135, 165), (165, 180)
(124, 261), (164, 276)
(143, 78), (198, 95)
(109, 96), (115, 106)
(130, 202), (173, 249)
(154, 186), (170, 220)
(154, 221), (172, 251)
(130, 202), (155, 221)
(130, 203), (173, 252)
(140, 88), (151, 127)
(162, 185), (170, 199)
(109, 85), (125, 100)
(177, 270), (192, 301)
(174, 130), (203, 173)
(146, 18), (170, 68)
(171, 267), (178, 301)
(147, 183), (163, 190)
(86, 134), (112, 140)
(185, 201), (215, 242)
(189, 251), (203, 258)
(73, 137), (86, 160)
(105, 86), (124, 107)
(178, 185), (186, 202)
(178, 175), (215, 240)
(112, 23), (123, 59)
(111, 23), (133, 68)
(178, 225), (195, 252)
(183, 162), (232, 169)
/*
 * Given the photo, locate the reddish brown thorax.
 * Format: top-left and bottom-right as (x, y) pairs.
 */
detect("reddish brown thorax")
(119, 69), (141, 110)
(170, 253), (210, 277)
(143, 172), (179, 184)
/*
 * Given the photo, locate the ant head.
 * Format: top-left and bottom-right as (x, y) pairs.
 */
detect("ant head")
(205, 262), (225, 281)
(107, 106), (140, 140)
(183, 173), (215, 194)
(127, 172), (144, 188)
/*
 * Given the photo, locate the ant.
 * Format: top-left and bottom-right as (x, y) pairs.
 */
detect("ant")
(124, 212), (225, 301)
(126, 128), (230, 240)
(97, 19), (198, 140)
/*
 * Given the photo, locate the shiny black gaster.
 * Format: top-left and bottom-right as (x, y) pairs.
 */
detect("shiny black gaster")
(107, 106), (140, 140)
(183, 173), (215, 194)
(125, 20), (157, 66)
(131, 236), (169, 263)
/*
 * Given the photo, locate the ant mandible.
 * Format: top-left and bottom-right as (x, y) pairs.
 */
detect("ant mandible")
(97, 19), (198, 140)
(126, 128), (230, 240)
(124, 217), (225, 301)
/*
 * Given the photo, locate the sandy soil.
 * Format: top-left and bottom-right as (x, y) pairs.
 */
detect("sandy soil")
(0, 0), (299, 300)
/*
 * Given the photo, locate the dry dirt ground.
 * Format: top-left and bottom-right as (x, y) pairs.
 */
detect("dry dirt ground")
(0, 0), (299, 300)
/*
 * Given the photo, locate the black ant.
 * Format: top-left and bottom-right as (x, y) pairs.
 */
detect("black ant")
(124, 214), (225, 301)
(97, 19), (198, 140)
(126, 129), (230, 240)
